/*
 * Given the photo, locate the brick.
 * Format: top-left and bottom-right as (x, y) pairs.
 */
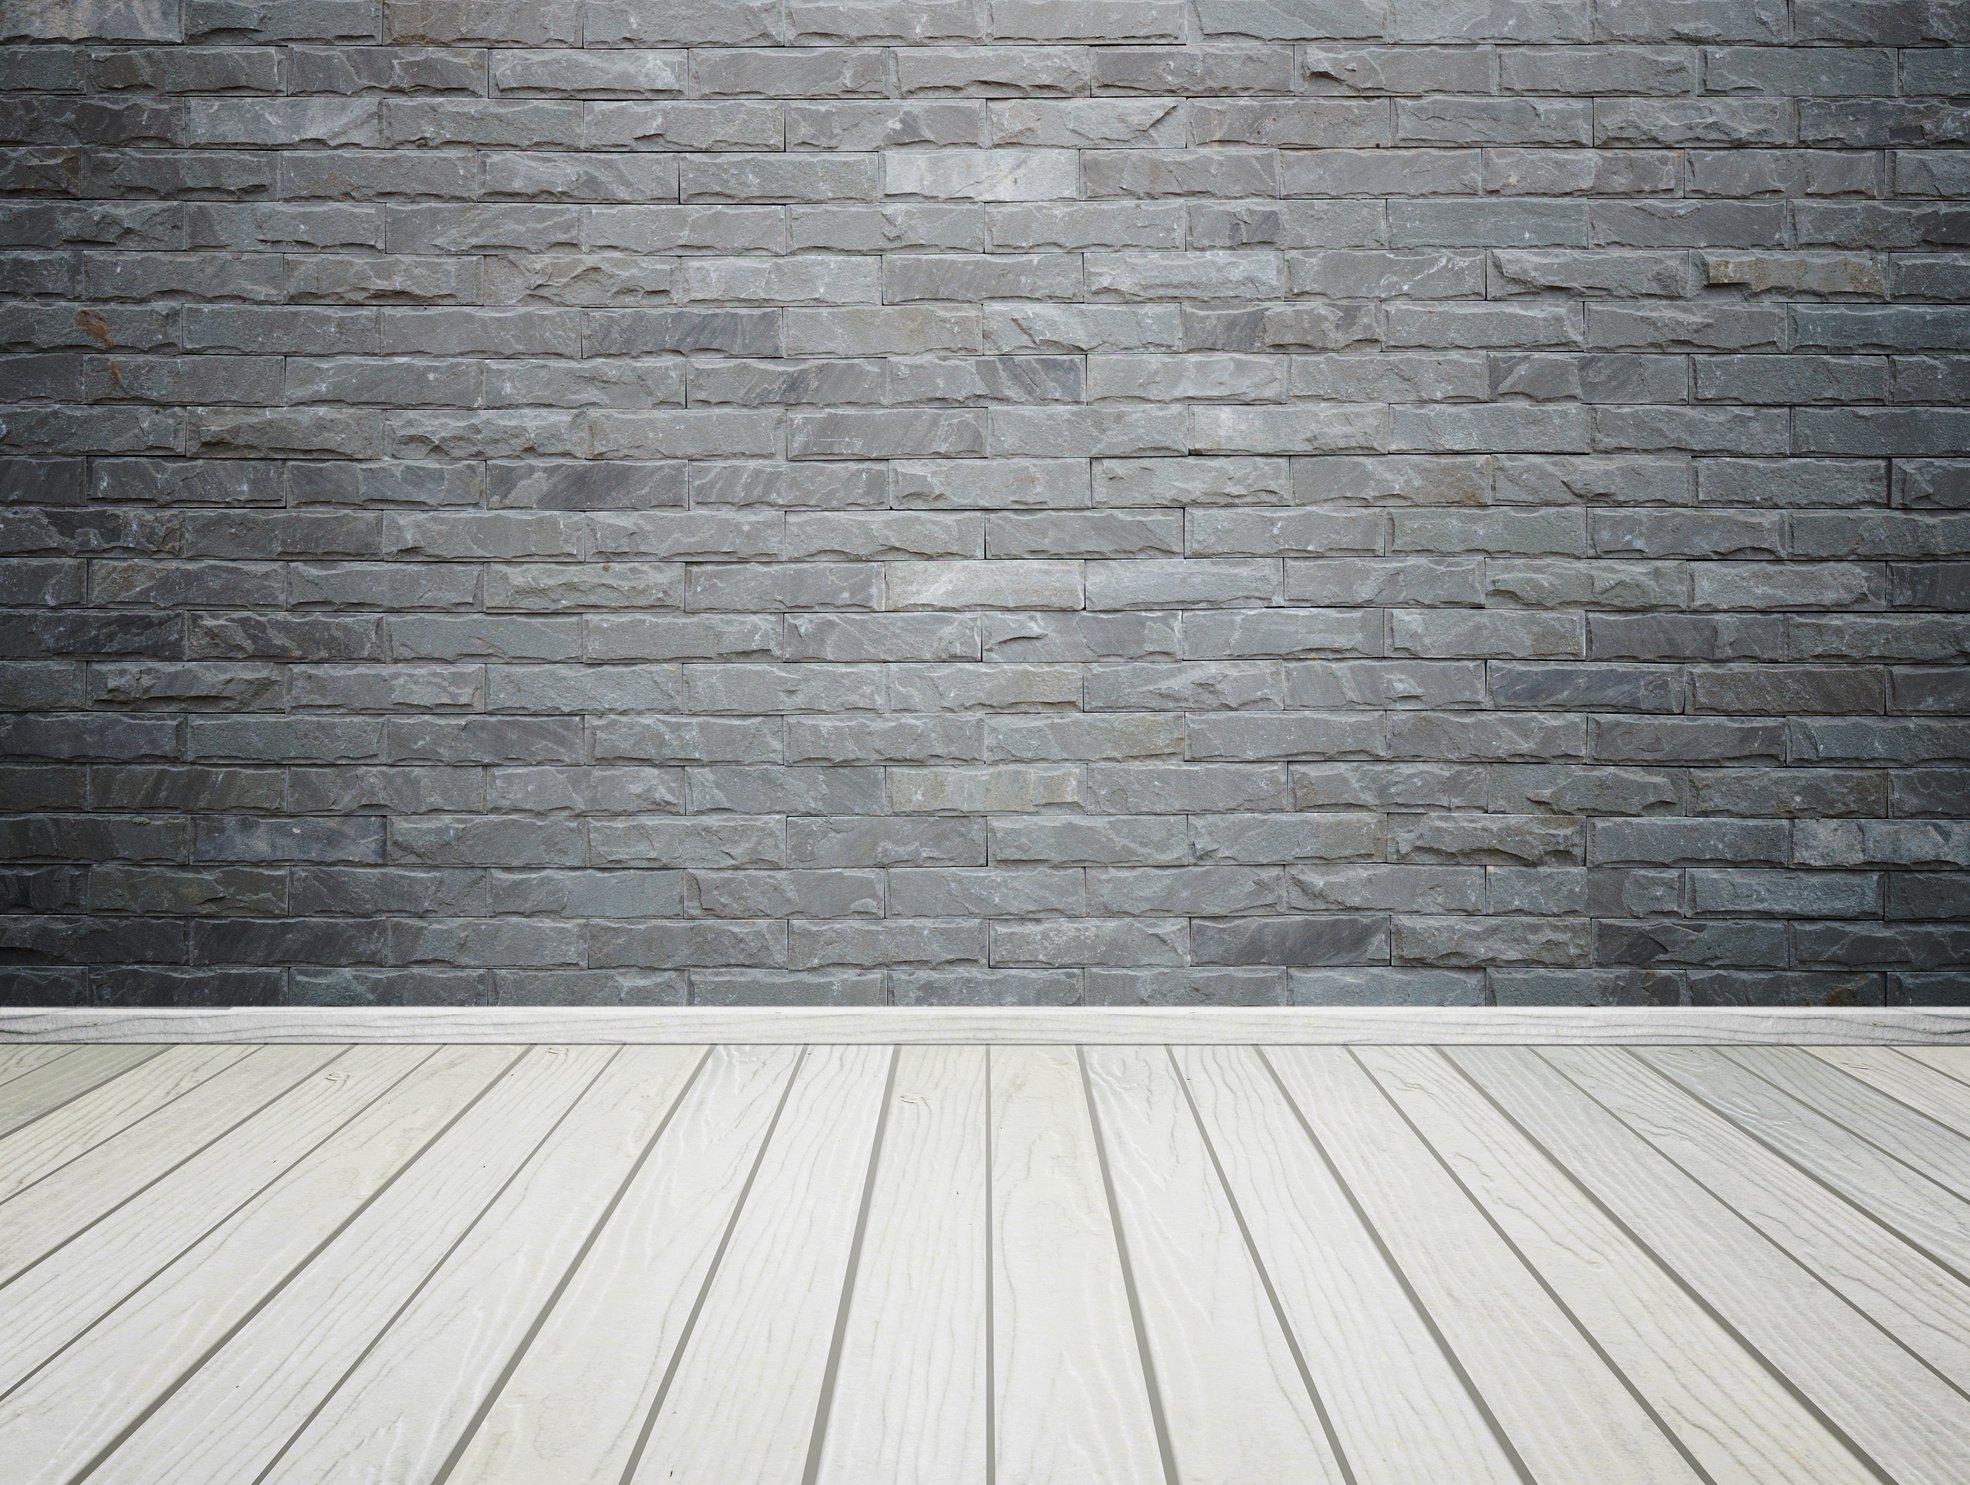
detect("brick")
(1192, 915), (1389, 967)
(1398, 915), (1591, 968)
(790, 918), (989, 968)
(1292, 967), (1484, 1006)
(885, 560), (1080, 611)
(991, 815), (1189, 866)
(891, 868), (1086, 917)
(1590, 819), (1789, 867)
(895, 46), (1091, 97)
(1191, 813), (1382, 864)
(1391, 814), (1581, 866)
(0, 9), (1958, 1009)
(885, 148), (1077, 201)
(993, 918), (1188, 967)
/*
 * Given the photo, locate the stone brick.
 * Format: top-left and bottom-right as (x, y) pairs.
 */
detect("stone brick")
(1391, 814), (1582, 866)
(886, 148), (1078, 201)
(890, 867), (1086, 918)
(0, 8), (1961, 1006)
(894, 45), (1092, 97)
(987, 816), (1184, 869)
(993, 917), (1188, 967)
(1291, 967), (1485, 1006)
(1191, 813), (1383, 865)
(1192, 915), (1389, 967)
(1084, 966), (1289, 1007)
(1397, 915), (1591, 968)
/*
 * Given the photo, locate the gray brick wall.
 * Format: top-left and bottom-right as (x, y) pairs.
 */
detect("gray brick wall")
(2, 2), (1968, 1009)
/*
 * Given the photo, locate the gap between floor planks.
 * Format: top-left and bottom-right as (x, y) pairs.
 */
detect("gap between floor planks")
(0, 1044), (1966, 1485)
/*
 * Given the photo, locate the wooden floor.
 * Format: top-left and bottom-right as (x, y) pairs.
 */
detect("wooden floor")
(2, 1041), (1968, 1484)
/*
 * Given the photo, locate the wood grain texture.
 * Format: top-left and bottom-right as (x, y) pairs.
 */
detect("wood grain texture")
(1547, 1045), (1970, 1393)
(1362, 1045), (1878, 1485)
(1174, 1045), (1522, 1485)
(447, 1045), (802, 1485)
(0, 1046), (429, 1396)
(0, 1047), (512, 1485)
(1460, 1046), (1970, 1485)
(0, 1046), (160, 1138)
(1724, 1046), (1970, 1202)
(1640, 1046), (1970, 1282)
(5, 1033), (1970, 1485)
(1266, 1046), (1705, 1485)
(811, 1045), (990, 1485)
(0, 1045), (249, 1205)
(264, 1047), (704, 1485)
(0, 1047), (75, 1088)
(76, 1046), (601, 1485)
(0, 1045), (336, 1279)
(5, 1008), (1969, 1044)
(1813, 1047), (1970, 1140)
(991, 1044), (1167, 1485)
(629, 1044), (893, 1485)
(1903, 1048), (1970, 1081)
(1083, 1045), (1346, 1485)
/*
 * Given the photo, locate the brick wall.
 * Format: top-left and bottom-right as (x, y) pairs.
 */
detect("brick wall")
(3, 1), (1968, 1008)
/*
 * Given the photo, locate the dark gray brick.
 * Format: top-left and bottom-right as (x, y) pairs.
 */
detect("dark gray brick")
(0, 8), (1962, 1007)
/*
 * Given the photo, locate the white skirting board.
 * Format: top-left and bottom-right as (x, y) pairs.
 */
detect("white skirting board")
(1, 1008), (1967, 1045)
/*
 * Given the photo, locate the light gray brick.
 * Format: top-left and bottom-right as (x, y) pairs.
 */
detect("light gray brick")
(4, 2), (1959, 1010)
(885, 147), (1077, 201)
(895, 45), (1092, 97)
(789, 103), (987, 152)
(885, 560), (1081, 610)
(1196, 0), (1385, 40)
(992, 917), (1188, 967)
(890, 868), (1086, 917)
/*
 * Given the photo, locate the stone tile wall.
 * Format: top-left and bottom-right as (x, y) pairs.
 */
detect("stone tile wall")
(2, 0), (1968, 1006)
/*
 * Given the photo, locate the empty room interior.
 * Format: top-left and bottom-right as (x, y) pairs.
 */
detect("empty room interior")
(1, 0), (1969, 1480)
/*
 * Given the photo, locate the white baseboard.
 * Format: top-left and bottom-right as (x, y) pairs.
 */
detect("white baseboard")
(2, 1007), (1965, 1044)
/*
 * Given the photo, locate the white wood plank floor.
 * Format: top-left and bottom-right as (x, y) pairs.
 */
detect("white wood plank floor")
(2, 1042), (1968, 1485)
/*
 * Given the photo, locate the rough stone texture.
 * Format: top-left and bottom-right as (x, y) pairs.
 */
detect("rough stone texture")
(2, 5), (1968, 1009)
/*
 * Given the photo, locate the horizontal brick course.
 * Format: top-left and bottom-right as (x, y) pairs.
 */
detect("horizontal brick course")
(1, 10), (1967, 1007)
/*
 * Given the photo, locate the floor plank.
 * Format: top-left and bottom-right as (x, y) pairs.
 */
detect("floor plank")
(261, 1047), (705, 1485)
(0, 1045), (251, 1206)
(0, 1047), (161, 1140)
(1640, 1046), (1970, 1281)
(991, 1044), (1167, 1485)
(0, 1047), (513, 1485)
(1725, 1046), (1970, 1201)
(0, 1046), (76, 1090)
(1084, 1045), (1348, 1485)
(1174, 1045), (1522, 1485)
(0, 1046), (338, 1280)
(1813, 1047), (1970, 1140)
(1547, 1046), (1970, 1392)
(627, 1044), (893, 1485)
(1266, 1046), (1705, 1485)
(1902, 1047), (1970, 1083)
(810, 1045), (990, 1485)
(1362, 1045), (1878, 1485)
(72, 1046), (601, 1485)
(445, 1045), (802, 1485)
(1461, 1047), (1970, 1485)
(0, 1046), (429, 1395)
(0, 1034), (1965, 1485)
